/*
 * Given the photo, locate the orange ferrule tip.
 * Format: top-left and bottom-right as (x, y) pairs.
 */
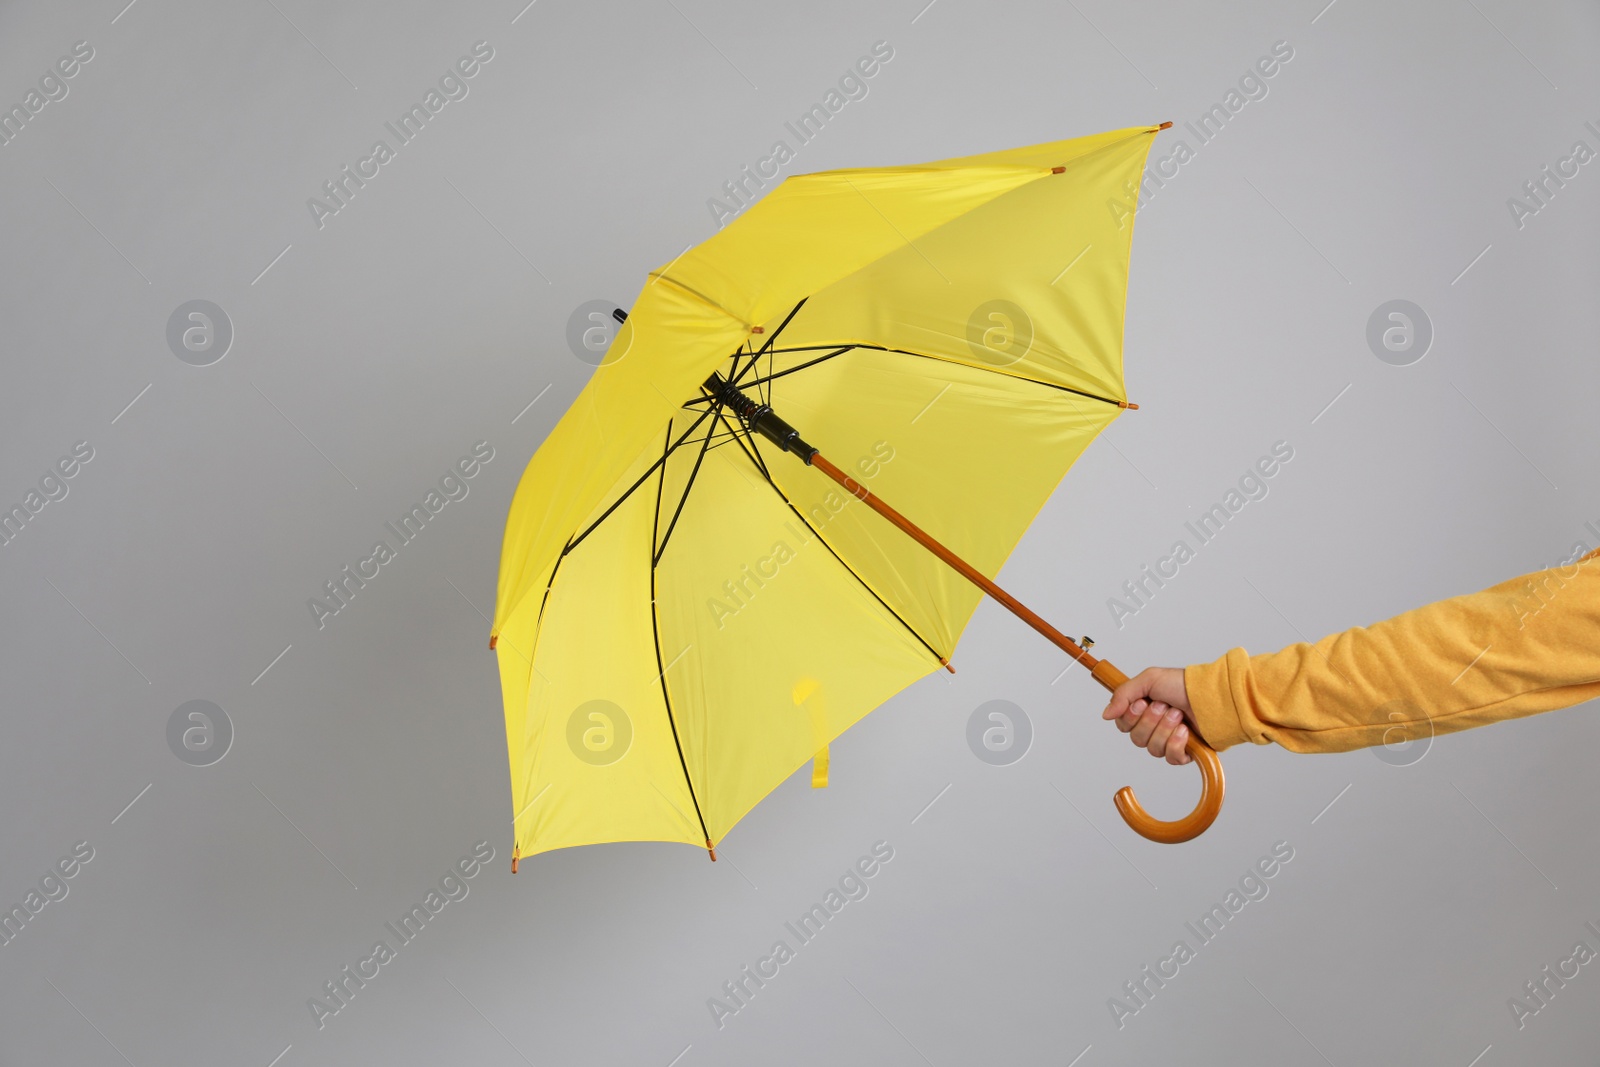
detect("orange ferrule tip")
(940, 657), (955, 674)
(1050, 166), (1065, 174)
(751, 325), (764, 334)
(511, 845), (519, 874)
(488, 634), (498, 650)
(706, 839), (718, 861)
(1119, 400), (1140, 410)
(1158, 121), (1173, 130)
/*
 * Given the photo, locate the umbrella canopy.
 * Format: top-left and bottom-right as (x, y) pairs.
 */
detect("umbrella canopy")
(492, 124), (1213, 862)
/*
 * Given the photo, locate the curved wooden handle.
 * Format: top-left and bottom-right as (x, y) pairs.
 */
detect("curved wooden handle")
(1113, 733), (1225, 843)
(1091, 660), (1226, 844)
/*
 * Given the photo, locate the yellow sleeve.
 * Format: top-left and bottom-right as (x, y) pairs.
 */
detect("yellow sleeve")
(1184, 546), (1600, 754)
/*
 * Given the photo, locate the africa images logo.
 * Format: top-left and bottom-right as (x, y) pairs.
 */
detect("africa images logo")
(566, 700), (632, 766)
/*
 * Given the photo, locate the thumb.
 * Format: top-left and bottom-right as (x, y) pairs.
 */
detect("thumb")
(1101, 670), (1156, 720)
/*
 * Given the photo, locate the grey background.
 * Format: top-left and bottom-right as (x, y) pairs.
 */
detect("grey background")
(2, 0), (1597, 1064)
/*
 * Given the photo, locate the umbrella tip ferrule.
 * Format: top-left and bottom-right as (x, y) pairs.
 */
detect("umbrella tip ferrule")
(511, 845), (519, 874)
(1120, 401), (1140, 410)
(1158, 121), (1173, 130)
(489, 634), (498, 650)
(706, 839), (717, 861)
(940, 657), (955, 674)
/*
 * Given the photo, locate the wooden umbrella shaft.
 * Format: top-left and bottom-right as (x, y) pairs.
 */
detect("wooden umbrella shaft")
(811, 455), (1111, 681)
(807, 451), (1225, 844)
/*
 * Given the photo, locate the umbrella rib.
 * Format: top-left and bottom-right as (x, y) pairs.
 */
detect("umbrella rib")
(530, 542), (569, 635)
(713, 403), (773, 481)
(741, 343), (1129, 409)
(646, 271), (746, 326)
(649, 425), (714, 849)
(563, 406), (717, 559)
(653, 402), (722, 567)
(732, 297), (808, 388)
(747, 343), (868, 356)
(524, 414), (686, 681)
(752, 303), (806, 407)
(868, 345), (1128, 407)
(683, 345), (854, 414)
(761, 341), (774, 408)
(736, 345), (857, 392)
(718, 410), (950, 671)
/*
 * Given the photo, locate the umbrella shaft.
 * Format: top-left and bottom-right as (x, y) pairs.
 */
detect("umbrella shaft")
(808, 453), (1126, 691)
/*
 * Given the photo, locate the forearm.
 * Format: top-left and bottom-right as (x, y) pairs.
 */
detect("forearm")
(1185, 547), (1600, 754)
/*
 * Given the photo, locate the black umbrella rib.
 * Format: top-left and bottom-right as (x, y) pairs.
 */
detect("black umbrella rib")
(653, 403), (720, 567)
(563, 406), (717, 559)
(738, 342), (1129, 410)
(761, 341), (775, 408)
(745, 343), (868, 355)
(733, 345), (856, 392)
(506, 533), (575, 695)
(680, 345), (855, 411)
(865, 345), (1128, 408)
(532, 542), (571, 632)
(732, 297), (808, 388)
(716, 406), (950, 672)
(713, 402), (772, 480)
(648, 425), (714, 850)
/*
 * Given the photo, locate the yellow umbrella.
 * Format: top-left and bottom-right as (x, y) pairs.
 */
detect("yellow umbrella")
(491, 123), (1224, 868)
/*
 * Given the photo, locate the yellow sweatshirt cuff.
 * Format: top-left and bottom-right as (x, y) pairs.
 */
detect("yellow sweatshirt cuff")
(1184, 652), (1254, 751)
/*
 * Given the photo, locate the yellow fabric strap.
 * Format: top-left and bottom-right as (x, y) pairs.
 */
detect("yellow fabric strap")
(794, 678), (830, 788)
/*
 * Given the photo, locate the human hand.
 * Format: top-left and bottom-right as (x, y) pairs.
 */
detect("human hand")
(1100, 666), (1194, 765)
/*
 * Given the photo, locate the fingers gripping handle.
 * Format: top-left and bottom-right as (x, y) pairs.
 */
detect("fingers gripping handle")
(1091, 660), (1226, 844)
